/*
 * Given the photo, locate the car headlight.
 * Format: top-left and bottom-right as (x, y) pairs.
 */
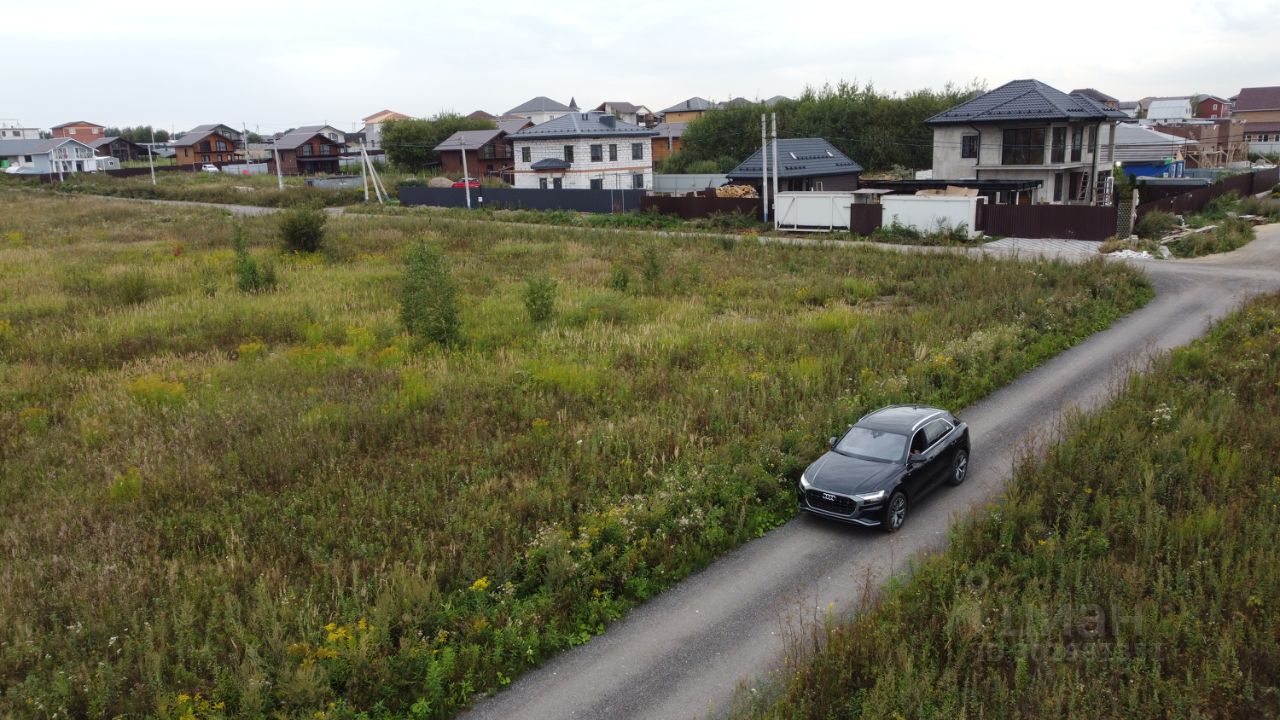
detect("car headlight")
(854, 490), (886, 503)
(799, 472), (812, 489)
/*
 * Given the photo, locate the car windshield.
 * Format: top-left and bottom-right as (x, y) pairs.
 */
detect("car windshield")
(834, 427), (907, 463)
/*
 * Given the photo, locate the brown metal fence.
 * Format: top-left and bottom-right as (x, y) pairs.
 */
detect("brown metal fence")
(849, 204), (883, 235)
(1136, 168), (1280, 219)
(983, 204), (1119, 241)
(640, 194), (761, 220)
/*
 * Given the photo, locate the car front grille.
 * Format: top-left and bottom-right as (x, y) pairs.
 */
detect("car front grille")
(806, 489), (856, 515)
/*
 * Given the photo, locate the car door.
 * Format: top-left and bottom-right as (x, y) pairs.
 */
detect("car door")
(919, 418), (957, 493)
(903, 429), (932, 498)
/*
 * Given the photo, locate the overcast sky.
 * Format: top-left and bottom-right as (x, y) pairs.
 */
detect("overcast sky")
(7, 0), (1278, 133)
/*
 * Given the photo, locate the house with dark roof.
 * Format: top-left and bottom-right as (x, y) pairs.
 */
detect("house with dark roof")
(507, 111), (657, 190)
(0, 138), (97, 174)
(506, 97), (574, 125)
(1070, 88), (1119, 109)
(660, 97), (715, 124)
(925, 79), (1129, 204)
(651, 122), (687, 164)
(50, 121), (105, 141)
(293, 125), (345, 146)
(595, 102), (653, 127)
(1233, 86), (1280, 155)
(435, 128), (518, 183)
(173, 127), (242, 167)
(725, 138), (862, 192)
(267, 130), (342, 174)
(88, 136), (146, 162)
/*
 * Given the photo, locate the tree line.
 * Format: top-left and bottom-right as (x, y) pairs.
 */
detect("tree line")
(662, 80), (986, 174)
(382, 114), (498, 172)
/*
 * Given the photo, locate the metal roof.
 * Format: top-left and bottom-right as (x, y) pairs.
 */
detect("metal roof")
(596, 101), (644, 114)
(1235, 86), (1280, 112)
(434, 129), (505, 152)
(1244, 121), (1280, 133)
(507, 111), (656, 140)
(1097, 124), (1195, 163)
(1070, 88), (1118, 104)
(505, 96), (571, 114)
(49, 120), (103, 129)
(927, 79), (1128, 125)
(0, 137), (90, 155)
(652, 122), (687, 139)
(497, 118), (533, 135)
(272, 131), (336, 151)
(726, 138), (862, 180)
(1146, 98), (1192, 119)
(530, 158), (570, 170)
(660, 97), (714, 114)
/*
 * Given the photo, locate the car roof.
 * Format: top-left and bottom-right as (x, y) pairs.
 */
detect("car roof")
(855, 404), (950, 433)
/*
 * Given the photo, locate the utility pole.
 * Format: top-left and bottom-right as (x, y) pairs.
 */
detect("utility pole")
(771, 112), (780, 229)
(272, 143), (284, 190)
(460, 138), (472, 209)
(360, 140), (370, 202)
(760, 114), (769, 223)
(147, 128), (157, 186)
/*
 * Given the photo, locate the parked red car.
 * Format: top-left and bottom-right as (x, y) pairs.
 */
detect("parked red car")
(451, 178), (480, 189)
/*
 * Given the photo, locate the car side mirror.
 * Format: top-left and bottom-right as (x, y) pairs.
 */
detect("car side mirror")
(828, 437), (838, 449)
(907, 453), (926, 465)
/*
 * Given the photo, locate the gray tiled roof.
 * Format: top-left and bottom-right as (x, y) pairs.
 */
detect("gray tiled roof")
(660, 97), (714, 114)
(1070, 88), (1118, 104)
(497, 118), (533, 135)
(927, 79), (1128, 125)
(50, 120), (102, 129)
(597, 101), (643, 114)
(652, 122), (687, 139)
(273, 131), (337, 151)
(726, 138), (862, 180)
(505, 96), (571, 114)
(507, 111), (656, 140)
(0, 137), (91, 155)
(434, 129), (504, 152)
(530, 158), (570, 170)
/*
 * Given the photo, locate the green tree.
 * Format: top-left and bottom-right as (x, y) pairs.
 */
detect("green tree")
(401, 241), (461, 346)
(382, 113), (497, 172)
(665, 80), (985, 173)
(102, 125), (170, 143)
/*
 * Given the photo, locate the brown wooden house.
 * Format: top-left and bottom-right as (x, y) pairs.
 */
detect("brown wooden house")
(89, 136), (147, 162)
(268, 131), (342, 174)
(174, 129), (241, 167)
(434, 123), (530, 183)
(50, 120), (106, 141)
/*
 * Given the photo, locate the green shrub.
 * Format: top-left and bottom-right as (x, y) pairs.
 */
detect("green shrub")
(401, 240), (460, 346)
(231, 227), (277, 293)
(1238, 195), (1280, 220)
(1135, 210), (1178, 239)
(1168, 217), (1255, 258)
(641, 244), (663, 292)
(523, 275), (558, 323)
(278, 205), (327, 253)
(609, 264), (631, 292)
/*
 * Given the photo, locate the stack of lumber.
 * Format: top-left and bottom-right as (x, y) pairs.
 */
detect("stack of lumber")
(715, 184), (758, 198)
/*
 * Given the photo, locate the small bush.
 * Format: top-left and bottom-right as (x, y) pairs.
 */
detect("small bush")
(1099, 236), (1161, 255)
(609, 264), (631, 292)
(1136, 210), (1178, 239)
(641, 244), (663, 292)
(278, 205), (327, 253)
(1238, 195), (1280, 221)
(232, 227), (277, 293)
(1168, 217), (1255, 258)
(401, 240), (460, 347)
(523, 275), (558, 323)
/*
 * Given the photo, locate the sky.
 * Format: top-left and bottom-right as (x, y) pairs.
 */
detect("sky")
(6, 0), (1278, 134)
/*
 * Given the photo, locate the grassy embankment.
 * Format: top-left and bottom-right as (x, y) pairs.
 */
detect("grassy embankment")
(0, 171), (363, 208)
(0, 190), (1150, 718)
(737, 292), (1280, 719)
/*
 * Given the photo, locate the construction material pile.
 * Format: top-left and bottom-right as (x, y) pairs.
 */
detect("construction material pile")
(715, 184), (758, 198)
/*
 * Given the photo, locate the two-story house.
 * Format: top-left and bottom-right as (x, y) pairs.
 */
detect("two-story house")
(1234, 86), (1280, 156)
(0, 138), (96, 174)
(360, 109), (411, 151)
(50, 121), (105, 141)
(268, 130), (342, 174)
(434, 128), (517, 182)
(507, 111), (657, 190)
(0, 121), (41, 140)
(659, 97), (715, 124)
(173, 128), (241, 167)
(926, 79), (1128, 205)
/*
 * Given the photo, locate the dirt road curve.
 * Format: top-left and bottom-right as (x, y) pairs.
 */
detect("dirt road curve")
(461, 225), (1280, 720)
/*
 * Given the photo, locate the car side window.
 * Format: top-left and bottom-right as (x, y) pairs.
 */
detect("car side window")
(923, 419), (953, 448)
(909, 430), (927, 456)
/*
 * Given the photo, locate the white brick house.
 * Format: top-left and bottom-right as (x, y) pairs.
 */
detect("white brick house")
(507, 111), (657, 190)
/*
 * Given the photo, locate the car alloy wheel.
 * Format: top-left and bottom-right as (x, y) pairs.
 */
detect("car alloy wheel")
(883, 491), (907, 533)
(949, 449), (969, 486)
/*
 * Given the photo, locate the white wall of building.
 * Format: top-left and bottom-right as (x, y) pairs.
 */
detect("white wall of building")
(0, 126), (40, 140)
(511, 137), (653, 189)
(931, 122), (1107, 204)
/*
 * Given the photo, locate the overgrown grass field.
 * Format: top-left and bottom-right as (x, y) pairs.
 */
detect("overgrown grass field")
(0, 171), (363, 208)
(0, 189), (1150, 718)
(737, 293), (1280, 719)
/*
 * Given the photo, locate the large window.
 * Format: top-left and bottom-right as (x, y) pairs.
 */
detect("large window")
(961, 135), (979, 159)
(1051, 127), (1066, 163)
(609, 143), (618, 161)
(1087, 126), (1097, 153)
(590, 144), (603, 162)
(1001, 128), (1045, 165)
(1071, 127), (1083, 162)
(320, 144), (331, 156)
(301, 144), (313, 156)
(215, 140), (228, 151)
(632, 143), (643, 160)
(563, 145), (574, 163)
(480, 144), (495, 159)
(521, 146), (531, 163)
